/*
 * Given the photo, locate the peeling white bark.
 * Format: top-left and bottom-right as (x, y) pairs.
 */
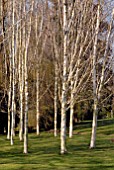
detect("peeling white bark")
(54, 62), (58, 137)
(23, 0), (34, 154)
(19, 1), (24, 141)
(11, 0), (15, 145)
(36, 70), (40, 135)
(90, 4), (100, 149)
(69, 80), (74, 138)
(61, 0), (68, 154)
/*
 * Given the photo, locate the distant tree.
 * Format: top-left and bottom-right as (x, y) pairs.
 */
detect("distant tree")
(90, 4), (114, 149)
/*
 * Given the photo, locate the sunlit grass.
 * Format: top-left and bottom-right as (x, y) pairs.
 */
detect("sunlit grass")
(0, 121), (114, 169)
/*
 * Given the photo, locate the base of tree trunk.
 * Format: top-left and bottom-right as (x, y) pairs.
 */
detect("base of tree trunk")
(69, 134), (73, 138)
(23, 152), (28, 154)
(89, 145), (95, 149)
(7, 136), (10, 140)
(11, 141), (14, 145)
(60, 149), (68, 155)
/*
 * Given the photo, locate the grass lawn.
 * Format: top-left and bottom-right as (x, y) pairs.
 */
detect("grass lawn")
(0, 121), (114, 169)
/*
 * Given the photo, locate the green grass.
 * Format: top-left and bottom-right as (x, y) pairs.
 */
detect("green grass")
(1, 121), (114, 169)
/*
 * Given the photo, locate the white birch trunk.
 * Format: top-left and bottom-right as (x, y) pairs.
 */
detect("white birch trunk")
(23, 0), (28, 153)
(69, 80), (74, 138)
(7, 54), (12, 139)
(23, 0), (34, 154)
(13, 101), (16, 137)
(69, 56), (80, 138)
(11, 0), (15, 145)
(19, 56), (24, 141)
(7, 0), (12, 140)
(60, 0), (68, 154)
(35, 11), (42, 136)
(54, 62), (58, 137)
(23, 51), (28, 153)
(90, 99), (98, 148)
(19, 2), (24, 141)
(36, 70), (40, 135)
(90, 4), (100, 149)
(7, 90), (11, 139)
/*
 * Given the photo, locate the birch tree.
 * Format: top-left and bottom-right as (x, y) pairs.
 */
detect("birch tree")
(60, 0), (68, 154)
(66, 1), (94, 138)
(23, 0), (34, 154)
(51, 2), (62, 137)
(54, 61), (58, 137)
(35, 7), (44, 136)
(90, 6), (114, 148)
(10, 0), (16, 145)
(18, 0), (24, 141)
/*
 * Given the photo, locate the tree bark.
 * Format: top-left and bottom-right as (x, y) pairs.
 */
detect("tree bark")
(19, 1), (24, 141)
(90, 4), (100, 149)
(23, 52), (28, 153)
(36, 70), (40, 135)
(60, 0), (68, 154)
(54, 62), (58, 137)
(11, 0), (15, 145)
(23, 0), (33, 154)
(69, 80), (74, 138)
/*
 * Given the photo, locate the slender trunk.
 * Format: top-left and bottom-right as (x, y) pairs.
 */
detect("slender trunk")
(60, 0), (68, 154)
(23, 0), (28, 153)
(69, 103), (74, 138)
(7, 0), (12, 140)
(22, 0), (27, 153)
(13, 101), (16, 137)
(23, 0), (34, 154)
(69, 80), (74, 138)
(7, 71), (12, 139)
(90, 4), (100, 149)
(11, 0), (15, 145)
(69, 57), (80, 138)
(54, 62), (58, 137)
(19, 4), (24, 141)
(23, 53), (28, 153)
(7, 35), (12, 140)
(19, 56), (24, 141)
(90, 100), (98, 148)
(7, 90), (11, 139)
(36, 70), (40, 135)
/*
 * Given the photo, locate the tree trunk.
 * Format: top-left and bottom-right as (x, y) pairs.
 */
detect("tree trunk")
(54, 62), (58, 137)
(11, 0), (15, 145)
(60, 0), (68, 154)
(7, 44), (12, 140)
(36, 70), (40, 135)
(19, 4), (24, 141)
(69, 80), (74, 138)
(90, 4), (100, 149)
(90, 100), (98, 148)
(7, 89), (11, 140)
(19, 56), (24, 141)
(23, 44), (28, 153)
(23, 0), (33, 154)
(23, 67), (28, 153)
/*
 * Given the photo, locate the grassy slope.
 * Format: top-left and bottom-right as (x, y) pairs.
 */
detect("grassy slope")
(0, 122), (114, 169)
